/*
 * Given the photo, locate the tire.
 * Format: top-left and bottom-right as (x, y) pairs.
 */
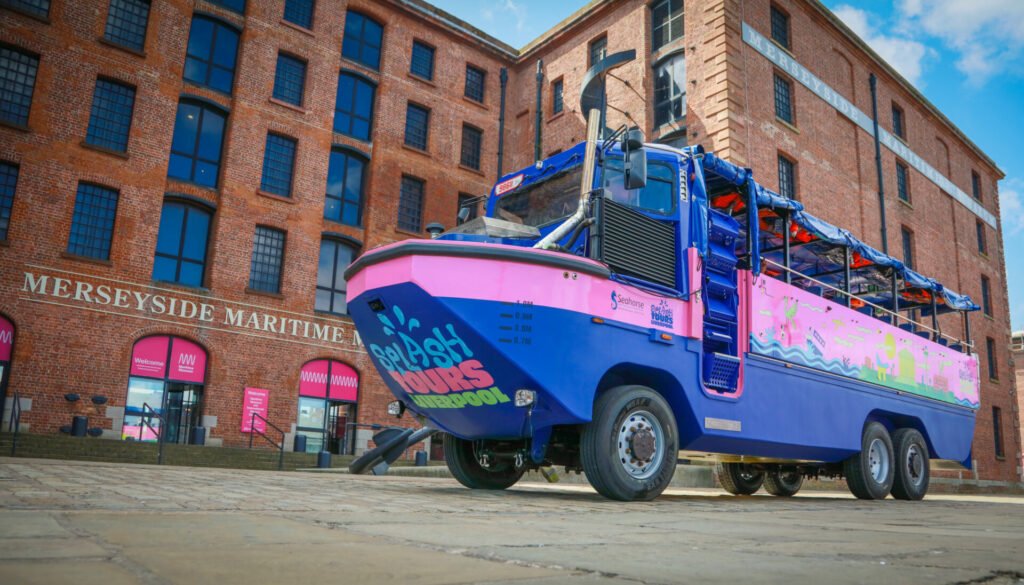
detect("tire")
(718, 463), (765, 495)
(763, 469), (803, 497)
(844, 422), (895, 500)
(580, 385), (679, 501)
(890, 428), (930, 501)
(443, 434), (524, 490)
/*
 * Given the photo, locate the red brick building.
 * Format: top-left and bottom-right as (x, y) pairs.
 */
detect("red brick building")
(0, 0), (1017, 480)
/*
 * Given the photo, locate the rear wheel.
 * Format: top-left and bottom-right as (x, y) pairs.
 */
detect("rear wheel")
(844, 422), (895, 500)
(580, 385), (679, 501)
(891, 428), (930, 501)
(444, 435), (524, 490)
(764, 469), (803, 497)
(718, 463), (765, 495)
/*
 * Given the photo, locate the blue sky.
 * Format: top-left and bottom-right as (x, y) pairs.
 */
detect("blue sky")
(432, 0), (1024, 331)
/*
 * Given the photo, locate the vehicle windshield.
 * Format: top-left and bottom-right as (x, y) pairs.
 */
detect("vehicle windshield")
(494, 166), (583, 227)
(602, 158), (676, 215)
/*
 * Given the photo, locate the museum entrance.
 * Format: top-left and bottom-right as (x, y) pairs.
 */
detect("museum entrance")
(296, 359), (360, 454)
(122, 336), (207, 444)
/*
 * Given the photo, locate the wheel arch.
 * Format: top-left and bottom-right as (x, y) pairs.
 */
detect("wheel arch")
(595, 363), (701, 444)
(864, 409), (937, 459)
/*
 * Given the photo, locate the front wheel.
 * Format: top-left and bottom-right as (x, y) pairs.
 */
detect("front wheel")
(844, 422), (895, 500)
(764, 469), (803, 497)
(890, 428), (930, 500)
(444, 435), (524, 490)
(718, 463), (765, 495)
(580, 385), (679, 501)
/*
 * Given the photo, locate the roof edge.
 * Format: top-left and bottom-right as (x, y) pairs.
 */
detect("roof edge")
(806, 0), (1004, 178)
(396, 0), (519, 58)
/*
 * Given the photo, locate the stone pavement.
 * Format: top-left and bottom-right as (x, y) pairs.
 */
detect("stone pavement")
(1, 457), (1022, 585)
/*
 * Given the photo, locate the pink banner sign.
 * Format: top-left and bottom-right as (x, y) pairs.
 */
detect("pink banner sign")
(168, 338), (206, 383)
(0, 315), (12, 362)
(328, 362), (359, 402)
(130, 336), (168, 379)
(241, 387), (269, 433)
(299, 360), (329, 398)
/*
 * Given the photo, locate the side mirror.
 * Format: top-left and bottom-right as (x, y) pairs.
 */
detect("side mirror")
(621, 128), (647, 190)
(457, 206), (471, 225)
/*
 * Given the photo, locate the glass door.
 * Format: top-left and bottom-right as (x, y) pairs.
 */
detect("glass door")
(163, 383), (201, 444)
(327, 402), (356, 454)
(296, 396), (326, 453)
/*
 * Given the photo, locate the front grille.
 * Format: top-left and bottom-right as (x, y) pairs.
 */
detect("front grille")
(597, 198), (677, 288)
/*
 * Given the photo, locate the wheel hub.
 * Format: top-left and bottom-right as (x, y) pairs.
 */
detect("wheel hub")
(616, 410), (665, 480)
(907, 444), (924, 485)
(868, 438), (890, 484)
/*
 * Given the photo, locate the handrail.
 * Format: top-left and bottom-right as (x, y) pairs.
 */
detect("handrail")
(140, 403), (166, 465)
(8, 390), (22, 456)
(248, 412), (286, 471)
(762, 258), (973, 350)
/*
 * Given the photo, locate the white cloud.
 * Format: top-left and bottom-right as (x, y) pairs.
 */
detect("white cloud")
(898, 0), (1024, 85)
(1000, 178), (1024, 236)
(832, 5), (931, 86)
(481, 0), (527, 32)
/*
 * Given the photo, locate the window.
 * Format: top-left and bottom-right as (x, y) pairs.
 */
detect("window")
(85, 78), (136, 152)
(971, 170), (982, 201)
(398, 175), (424, 232)
(67, 183), (119, 260)
(404, 103), (429, 150)
(104, 0), (151, 51)
(892, 103), (905, 139)
(992, 406), (1005, 458)
(342, 11), (382, 70)
(770, 4), (790, 49)
(324, 148), (366, 226)
(260, 133), (297, 197)
(315, 238), (356, 314)
(976, 220), (987, 255)
(896, 161), (910, 203)
(552, 78), (563, 114)
(283, 0), (314, 30)
(0, 46), (39, 127)
(168, 100), (226, 188)
(778, 153), (796, 199)
(460, 124), (482, 170)
(981, 275), (992, 317)
(458, 193), (479, 223)
(603, 159), (677, 215)
(249, 226), (285, 293)
(589, 35), (607, 67)
(464, 65), (485, 102)
(183, 15), (239, 94)
(900, 226), (914, 269)
(410, 41), (434, 80)
(0, 162), (17, 241)
(2, 0), (49, 18)
(654, 54), (686, 126)
(153, 201), (211, 287)
(208, 0), (244, 14)
(334, 72), (375, 141)
(651, 0), (683, 51)
(986, 337), (998, 380)
(773, 72), (793, 124)
(272, 53), (306, 106)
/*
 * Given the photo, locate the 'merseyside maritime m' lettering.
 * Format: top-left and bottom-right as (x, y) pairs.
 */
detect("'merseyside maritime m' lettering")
(21, 271), (361, 347)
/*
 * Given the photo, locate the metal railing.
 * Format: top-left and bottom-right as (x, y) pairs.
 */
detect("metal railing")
(8, 390), (22, 456)
(762, 258), (973, 351)
(247, 412), (286, 471)
(139, 403), (166, 465)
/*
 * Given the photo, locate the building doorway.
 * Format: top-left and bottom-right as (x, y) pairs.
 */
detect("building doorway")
(297, 359), (359, 454)
(122, 336), (207, 444)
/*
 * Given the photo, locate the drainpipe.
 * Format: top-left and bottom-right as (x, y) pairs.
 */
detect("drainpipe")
(534, 60), (543, 162)
(869, 73), (888, 254)
(497, 67), (507, 177)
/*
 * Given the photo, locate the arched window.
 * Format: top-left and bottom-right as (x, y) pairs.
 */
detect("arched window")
(334, 72), (375, 141)
(297, 359), (359, 453)
(316, 238), (357, 315)
(153, 200), (212, 287)
(324, 148), (366, 226)
(168, 99), (227, 188)
(184, 15), (240, 94)
(341, 11), (382, 70)
(123, 336), (207, 445)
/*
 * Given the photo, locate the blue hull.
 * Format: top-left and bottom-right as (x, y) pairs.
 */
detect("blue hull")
(350, 282), (975, 465)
